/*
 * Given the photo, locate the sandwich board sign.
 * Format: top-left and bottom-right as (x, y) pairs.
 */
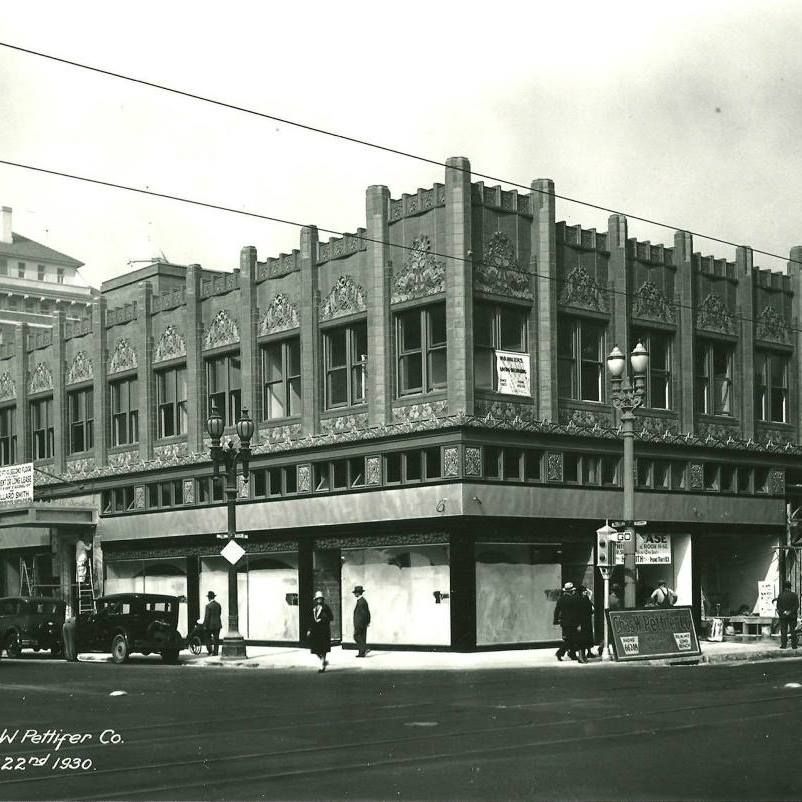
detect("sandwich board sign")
(606, 606), (702, 662)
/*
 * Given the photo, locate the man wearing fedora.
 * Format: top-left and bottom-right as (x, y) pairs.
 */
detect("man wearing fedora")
(203, 590), (222, 656)
(352, 585), (371, 657)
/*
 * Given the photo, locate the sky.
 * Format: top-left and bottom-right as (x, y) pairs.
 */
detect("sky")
(2, 1), (802, 288)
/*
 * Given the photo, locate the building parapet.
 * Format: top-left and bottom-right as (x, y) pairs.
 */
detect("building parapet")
(106, 302), (138, 327)
(26, 329), (52, 351)
(317, 229), (367, 264)
(200, 270), (239, 298)
(471, 182), (531, 217)
(151, 288), (185, 313)
(64, 317), (92, 340)
(556, 221), (609, 252)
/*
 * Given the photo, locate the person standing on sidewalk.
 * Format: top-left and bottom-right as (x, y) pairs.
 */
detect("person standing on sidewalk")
(776, 581), (799, 650)
(649, 580), (677, 608)
(553, 583), (587, 663)
(308, 590), (334, 672)
(203, 591), (222, 656)
(352, 585), (371, 657)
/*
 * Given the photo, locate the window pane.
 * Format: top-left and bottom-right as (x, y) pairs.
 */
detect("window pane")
(327, 330), (347, 368)
(264, 345), (283, 383)
(428, 305), (447, 346)
(399, 310), (421, 352)
(328, 368), (347, 406)
(473, 303), (494, 347)
(580, 360), (601, 401)
(400, 354), (422, 394)
(352, 323), (368, 364)
(428, 349), (447, 389)
(499, 308), (526, 352)
(287, 339), (301, 377)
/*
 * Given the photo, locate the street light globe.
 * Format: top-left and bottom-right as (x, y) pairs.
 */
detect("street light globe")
(606, 345), (626, 378)
(630, 341), (649, 375)
(206, 405), (224, 439)
(236, 408), (255, 444)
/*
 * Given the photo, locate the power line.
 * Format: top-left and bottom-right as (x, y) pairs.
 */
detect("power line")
(0, 40), (797, 269)
(1, 157), (798, 337)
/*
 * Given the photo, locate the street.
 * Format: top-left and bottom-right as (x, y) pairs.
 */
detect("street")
(0, 654), (801, 801)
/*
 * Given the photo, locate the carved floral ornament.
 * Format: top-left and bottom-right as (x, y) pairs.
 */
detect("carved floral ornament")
(0, 372), (15, 401)
(108, 338), (138, 375)
(259, 292), (299, 336)
(756, 304), (790, 344)
(66, 352), (93, 385)
(632, 281), (674, 323)
(391, 235), (445, 303)
(558, 265), (608, 312)
(474, 232), (531, 299)
(203, 309), (240, 350)
(28, 362), (53, 395)
(696, 292), (734, 334)
(320, 275), (366, 321)
(154, 325), (186, 363)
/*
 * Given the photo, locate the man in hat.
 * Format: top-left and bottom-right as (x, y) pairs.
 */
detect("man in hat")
(352, 585), (371, 657)
(553, 582), (587, 663)
(776, 581), (799, 649)
(649, 579), (677, 608)
(203, 590), (222, 656)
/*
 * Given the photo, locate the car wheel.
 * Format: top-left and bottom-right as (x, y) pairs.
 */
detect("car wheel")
(161, 649), (179, 664)
(6, 633), (21, 659)
(111, 634), (130, 664)
(188, 635), (203, 656)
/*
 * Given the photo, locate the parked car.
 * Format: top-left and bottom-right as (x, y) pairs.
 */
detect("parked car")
(0, 596), (66, 658)
(76, 593), (184, 664)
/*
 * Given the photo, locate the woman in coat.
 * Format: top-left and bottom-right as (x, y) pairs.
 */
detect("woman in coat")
(308, 590), (334, 672)
(577, 585), (596, 659)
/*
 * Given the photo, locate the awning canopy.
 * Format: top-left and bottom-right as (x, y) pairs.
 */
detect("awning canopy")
(0, 502), (97, 529)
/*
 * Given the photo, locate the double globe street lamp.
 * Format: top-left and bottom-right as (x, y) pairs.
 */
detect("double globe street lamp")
(206, 405), (255, 658)
(606, 341), (649, 609)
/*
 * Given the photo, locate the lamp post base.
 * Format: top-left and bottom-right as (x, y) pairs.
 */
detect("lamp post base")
(219, 636), (248, 659)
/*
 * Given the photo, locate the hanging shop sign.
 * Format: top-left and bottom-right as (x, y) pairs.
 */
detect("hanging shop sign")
(614, 533), (672, 565)
(495, 350), (531, 397)
(606, 606), (702, 661)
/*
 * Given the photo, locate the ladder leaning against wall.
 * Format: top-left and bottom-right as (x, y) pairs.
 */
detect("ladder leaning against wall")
(19, 556), (36, 596)
(77, 554), (96, 615)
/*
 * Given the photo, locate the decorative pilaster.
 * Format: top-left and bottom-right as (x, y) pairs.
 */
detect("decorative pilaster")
(239, 247), (259, 422)
(299, 226), (320, 435)
(137, 282), (154, 462)
(788, 245), (802, 442)
(52, 311), (66, 474)
(366, 185), (391, 427)
(445, 156), (473, 416)
(736, 246), (755, 439)
(674, 231), (695, 433)
(609, 214), (630, 377)
(92, 299), (108, 467)
(186, 265), (203, 452)
(14, 322), (28, 462)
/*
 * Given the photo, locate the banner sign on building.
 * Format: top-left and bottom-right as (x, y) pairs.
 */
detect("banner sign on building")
(0, 462), (33, 506)
(495, 350), (531, 397)
(607, 606), (702, 661)
(614, 533), (672, 565)
(757, 581), (776, 617)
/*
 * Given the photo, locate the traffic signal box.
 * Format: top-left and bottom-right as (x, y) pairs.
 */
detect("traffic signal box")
(595, 524), (618, 567)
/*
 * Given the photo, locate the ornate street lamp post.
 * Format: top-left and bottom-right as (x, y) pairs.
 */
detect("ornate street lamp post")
(206, 404), (254, 658)
(606, 342), (649, 609)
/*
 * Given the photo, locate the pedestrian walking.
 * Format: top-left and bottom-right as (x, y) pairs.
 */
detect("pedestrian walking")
(308, 590), (334, 672)
(649, 579), (677, 608)
(577, 585), (597, 659)
(352, 585), (371, 657)
(776, 581), (799, 650)
(203, 590), (222, 656)
(553, 582), (587, 663)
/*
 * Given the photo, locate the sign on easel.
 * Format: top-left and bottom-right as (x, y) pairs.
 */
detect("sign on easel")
(607, 606), (702, 661)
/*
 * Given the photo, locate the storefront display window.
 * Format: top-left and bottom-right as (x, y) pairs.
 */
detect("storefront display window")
(246, 553), (299, 641)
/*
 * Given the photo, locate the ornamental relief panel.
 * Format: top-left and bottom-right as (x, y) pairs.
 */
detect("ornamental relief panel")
(474, 232), (531, 299)
(108, 338), (138, 375)
(443, 447), (459, 478)
(558, 408), (613, 429)
(632, 281), (675, 323)
(366, 456), (381, 486)
(696, 292), (734, 334)
(547, 452), (563, 482)
(0, 372), (15, 401)
(558, 265), (608, 312)
(464, 447), (481, 477)
(27, 362), (53, 394)
(257, 422), (303, 447)
(769, 470), (785, 496)
(755, 304), (790, 344)
(320, 275), (366, 321)
(474, 400), (537, 424)
(258, 293), (299, 336)
(154, 325), (186, 363)
(66, 352), (93, 385)
(392, 400), (449, 423)
(688, 463), (704, 489)
(297, 464), (311, 493)
(696, 421), (739, 441)
(203, 309), (240, 350)
(319, 413), (369, 435)
(391, 235), (445, 304)
(182, 479), (194, 505)
(134, 485), (146, 509)
(108, 450), (139, 472)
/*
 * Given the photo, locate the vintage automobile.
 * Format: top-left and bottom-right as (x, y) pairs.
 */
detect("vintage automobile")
(0, 596), (66, 658)
(76, 593), (184, 664)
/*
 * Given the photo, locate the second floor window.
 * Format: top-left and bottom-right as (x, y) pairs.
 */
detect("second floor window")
(37, 264), (46, 281)
(262, 337), (301, 420)
(396, 304), (447, 396)
(633, 330), (672, 409)
(157, 366), (187, 438)
(474, 302), (528, 391)
(68, 387), (94, 454)
(755, 351), (788, 423)
(111, 377), (138, 446)
(695, 340), (733, 415)
(558, 317), (605, 402)
(207, 354), (241, 425)
(0, 406), (15, 465)
(324, 321), (367, 408)
(30, 397), (54, 459)
(17, 262), (25, 279)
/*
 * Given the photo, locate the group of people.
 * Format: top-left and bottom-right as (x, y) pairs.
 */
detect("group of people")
(553, 578), (678, 663)
(201, 585), (371, 671)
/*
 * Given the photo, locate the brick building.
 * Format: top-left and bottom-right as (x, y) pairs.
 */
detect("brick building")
(0, 157), (798, 650)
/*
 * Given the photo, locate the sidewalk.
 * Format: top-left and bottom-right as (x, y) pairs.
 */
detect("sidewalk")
(77, 639), (802, 670)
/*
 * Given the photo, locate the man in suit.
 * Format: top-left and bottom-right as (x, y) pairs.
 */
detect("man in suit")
(352, 585), (371, 657)
(776, 581), (799, 650)
(203, 590), (222, 656)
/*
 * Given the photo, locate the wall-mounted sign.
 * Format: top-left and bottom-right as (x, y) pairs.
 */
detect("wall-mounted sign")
(614, 533), (672, 565)
(495, 350), (531, 397)
(757, 581), (776, 617)
(0, 462), (33, 506)
(607, 606), (701, 661)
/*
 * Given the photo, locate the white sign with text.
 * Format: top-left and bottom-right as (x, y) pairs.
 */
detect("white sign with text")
(0, 462), (33, 506)
(495, 350), (531, 397)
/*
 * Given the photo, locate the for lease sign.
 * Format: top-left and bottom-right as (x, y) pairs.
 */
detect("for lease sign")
(0, 462), (33, 506)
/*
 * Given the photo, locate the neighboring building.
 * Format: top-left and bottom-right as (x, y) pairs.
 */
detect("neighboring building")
(0, 159), (798, 650)
(0, 206), (96, 338)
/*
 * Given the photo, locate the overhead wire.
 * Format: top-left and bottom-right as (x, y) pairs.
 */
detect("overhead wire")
(1, 157), (799, 337)
(0, 40), (799, 269)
